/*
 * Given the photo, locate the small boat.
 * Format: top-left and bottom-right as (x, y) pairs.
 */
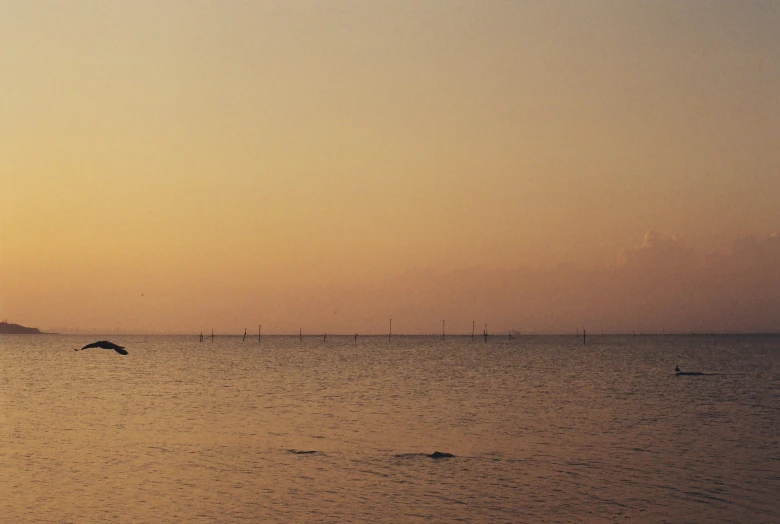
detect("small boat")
(675, 371), (704, 376)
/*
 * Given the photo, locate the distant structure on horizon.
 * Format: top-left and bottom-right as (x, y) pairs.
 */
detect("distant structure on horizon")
(0, 321), (44, 334)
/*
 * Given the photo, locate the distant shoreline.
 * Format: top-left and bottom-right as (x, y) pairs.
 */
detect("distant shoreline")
(0, 321), (45, 335)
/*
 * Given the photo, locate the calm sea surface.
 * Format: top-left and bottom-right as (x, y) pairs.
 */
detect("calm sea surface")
(1, 334), (778, 523)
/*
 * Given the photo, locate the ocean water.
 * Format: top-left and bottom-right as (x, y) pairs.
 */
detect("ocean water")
(0, 334), (778, 523)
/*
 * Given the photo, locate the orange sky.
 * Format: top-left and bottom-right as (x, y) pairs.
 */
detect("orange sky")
(2, 1), (779, 334)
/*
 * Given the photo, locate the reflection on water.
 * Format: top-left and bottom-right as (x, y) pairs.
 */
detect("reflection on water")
(1, 334), (778, 522)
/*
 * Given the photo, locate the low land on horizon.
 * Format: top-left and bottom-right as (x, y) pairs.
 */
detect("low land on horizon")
(0, 321), (44, 335)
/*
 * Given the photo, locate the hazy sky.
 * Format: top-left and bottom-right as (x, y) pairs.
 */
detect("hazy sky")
(2, 1), (779, 334)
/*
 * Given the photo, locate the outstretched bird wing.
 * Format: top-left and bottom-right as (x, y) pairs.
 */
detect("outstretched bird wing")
(79, 341), (128, 355)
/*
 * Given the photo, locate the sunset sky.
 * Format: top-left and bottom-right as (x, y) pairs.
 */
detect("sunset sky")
(2, 1), (779, 334)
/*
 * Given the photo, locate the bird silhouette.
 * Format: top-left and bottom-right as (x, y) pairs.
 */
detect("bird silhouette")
(76, 341), (128, 355)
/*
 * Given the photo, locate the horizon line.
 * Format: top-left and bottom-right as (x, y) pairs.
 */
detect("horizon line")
(15, 331), (780, 337)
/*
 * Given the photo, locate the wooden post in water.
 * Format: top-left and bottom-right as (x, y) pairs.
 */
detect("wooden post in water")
(389, 318), (392, 341)
(323, 333), (326, 342)
(200, 332), (203, 342)
(243, 328), (247, 342)
(211, 329), (214, 342)
(583, 328), (586, 345)
(484, 324), (488, 343)
(442, 320), (445, 339)
(299, 328), (302, 342)
(472, 320), (475, 341)
(258, 325), (261, 343)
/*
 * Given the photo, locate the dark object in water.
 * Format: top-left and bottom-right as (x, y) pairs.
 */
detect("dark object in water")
(76, 341), (128, 355)
(675, 371), (705, 376)
(288, 449), (317, 454)
(429, 451), (455, 458)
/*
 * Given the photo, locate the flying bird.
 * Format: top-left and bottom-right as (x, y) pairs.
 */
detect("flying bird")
(76, 341), (128, 355)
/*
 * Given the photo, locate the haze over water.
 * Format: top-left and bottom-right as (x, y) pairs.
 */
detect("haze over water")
(2, 334), (778, 522)
(3, 1), (779, 335)
(2, 2), (779, 521)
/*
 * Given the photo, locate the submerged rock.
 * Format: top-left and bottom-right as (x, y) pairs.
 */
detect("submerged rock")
(429, 451), (455, 458)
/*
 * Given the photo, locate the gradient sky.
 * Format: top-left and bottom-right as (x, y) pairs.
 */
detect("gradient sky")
(2, 1), (779, 334)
